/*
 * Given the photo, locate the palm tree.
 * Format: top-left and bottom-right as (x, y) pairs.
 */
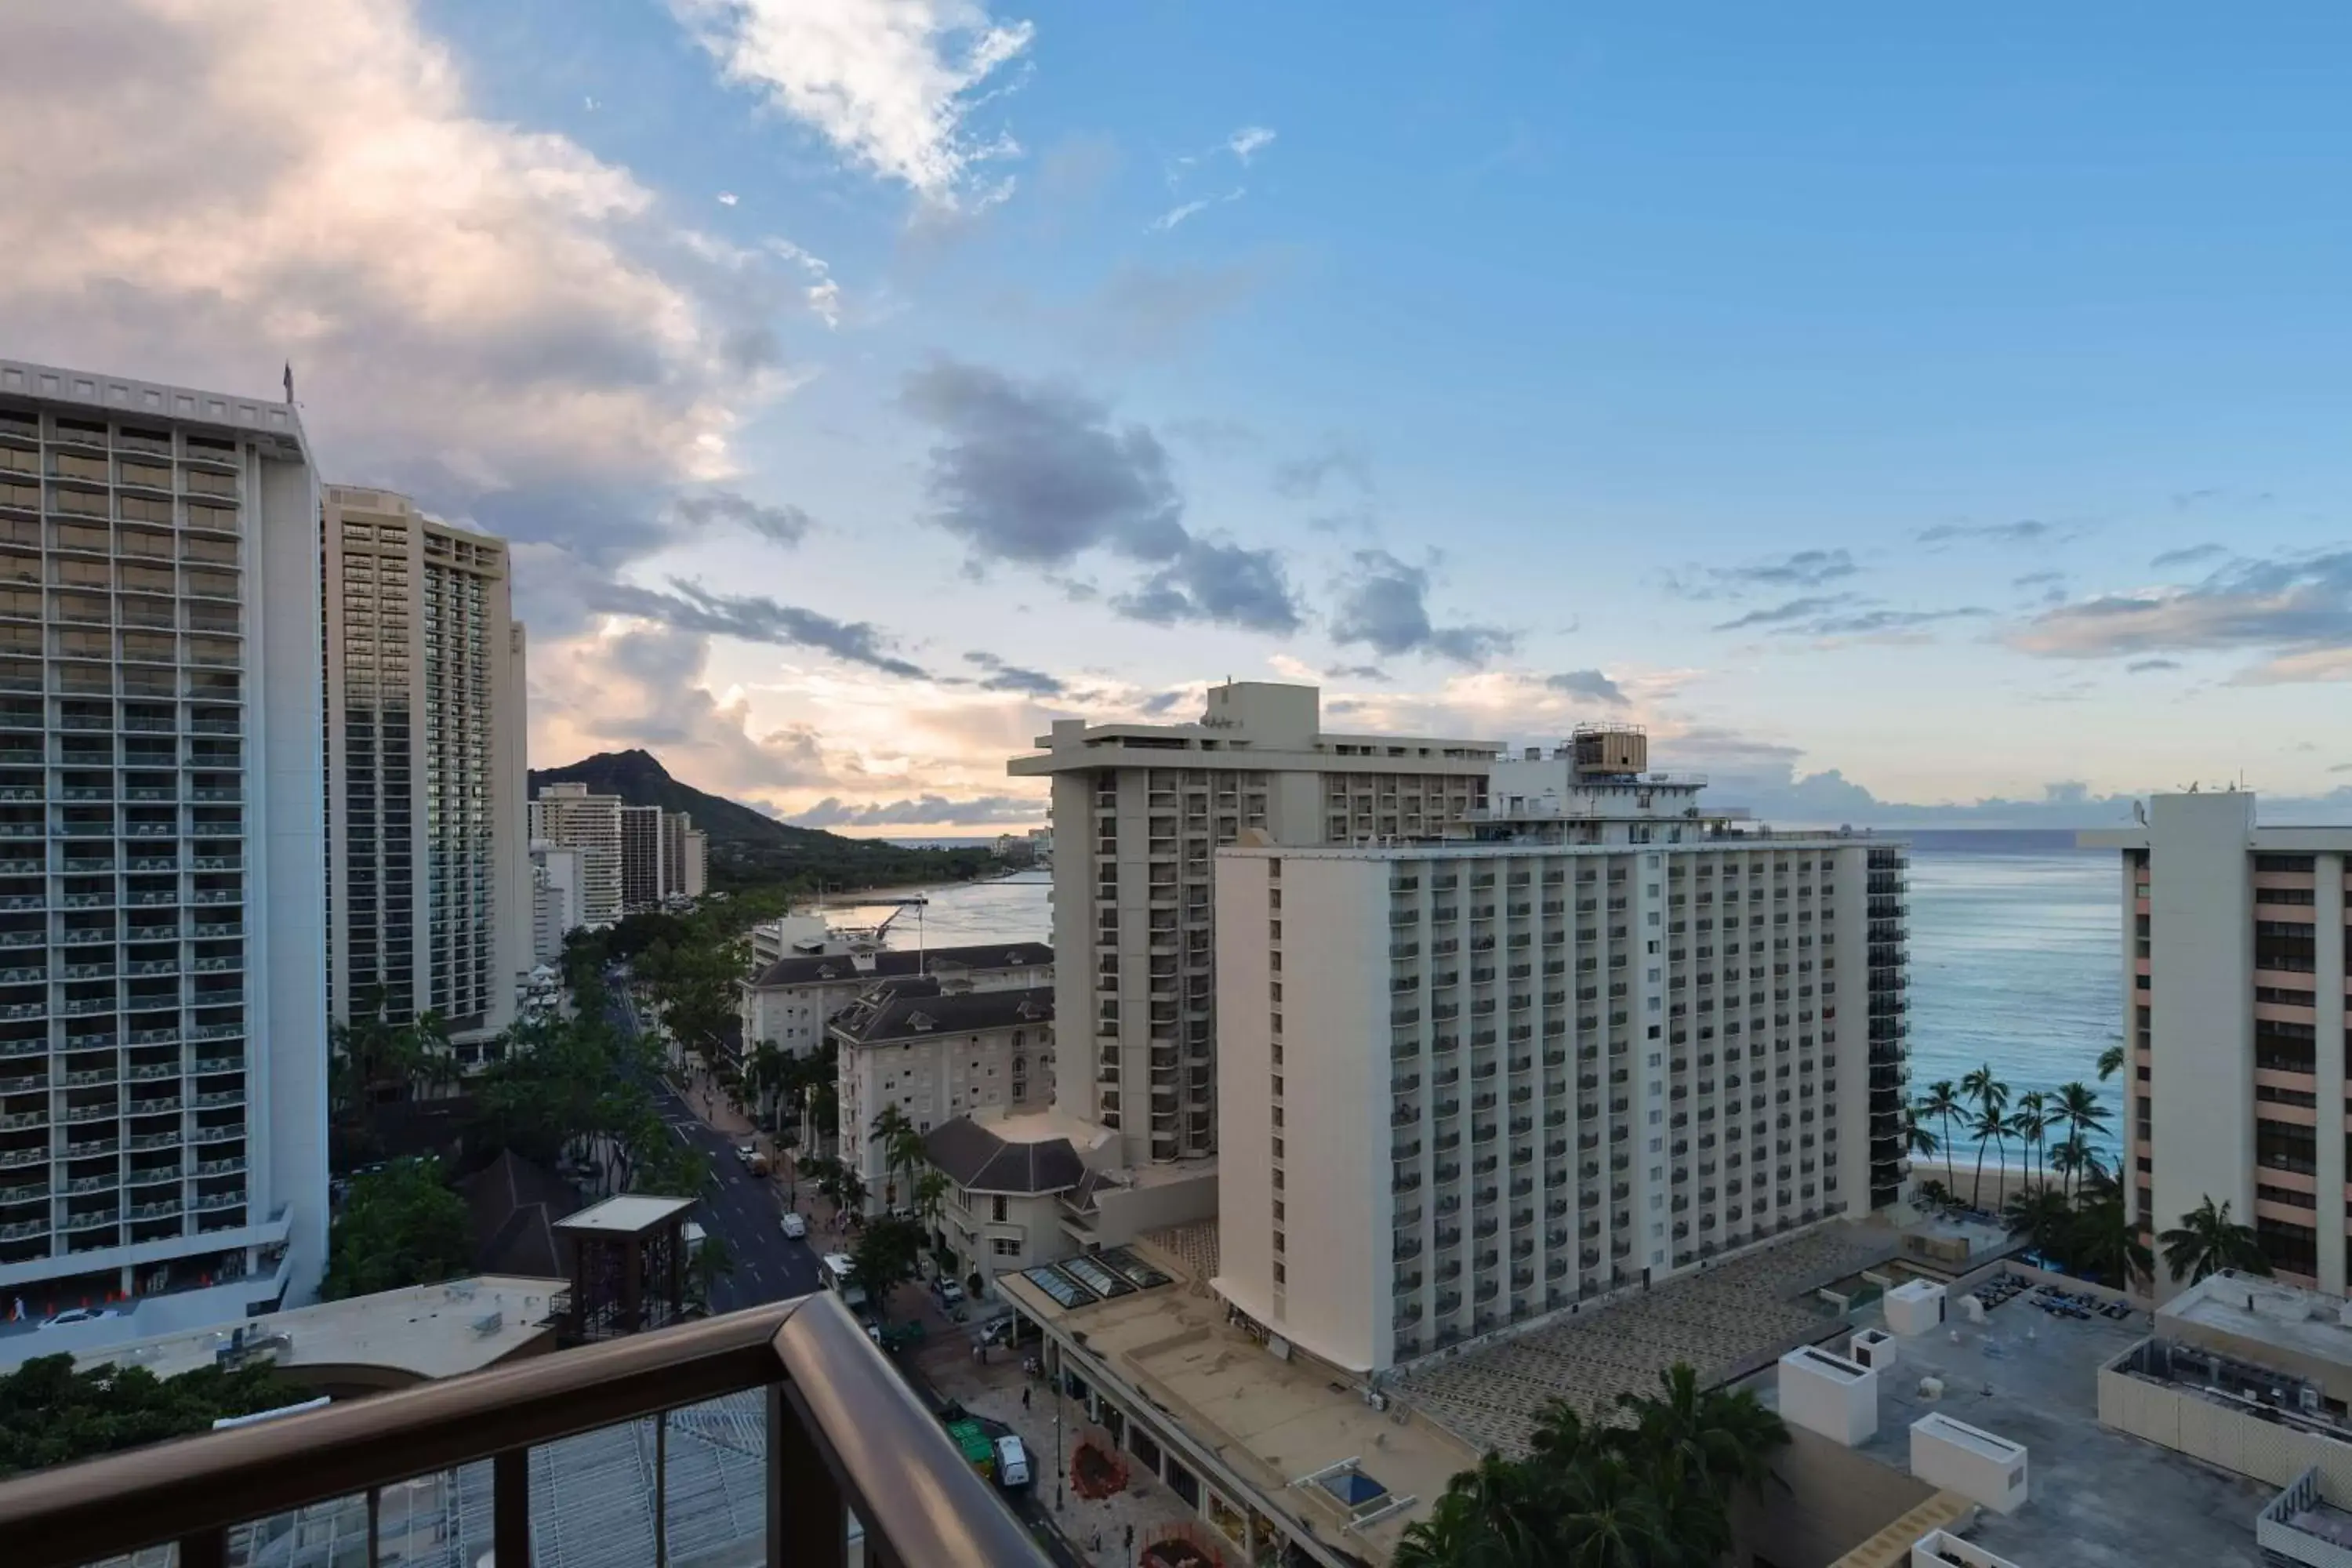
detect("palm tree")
(2013, 1091), (2049, 1192)
(2052, 1082), (2111, 1200)
(2003, 1185), (2073, 1258)
(1966, 1106), (2009, 1211)
(911, 1167), (950, 1231)
(1904, 1112), (1938, 1166)
(868, 1105), (924, 1207)
(2097, 1040), (2125, 1081)
(2070, 1191), (2154, 1291)
(1959, 1066), (2009, 1210)
(1611, 1364), (1787, 1504)
(2161, 1196), (2273, 1285)
(1916, 1082), (1962, 1188)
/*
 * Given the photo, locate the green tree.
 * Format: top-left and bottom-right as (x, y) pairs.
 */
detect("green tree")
(848, 1215), (927, 1318)
(1958, 1065), (2009, 1209)
(0, 1355), (307, 1479)
(869, 1104), (925, 1207)
(2050, 1082), (2111, 1201)
(328, 991), (459, 1168)
(2161, 1196), (2272, 1286)
(2068, 1185), (2153, 1291)
(2003, 1184), (2074, 1258)
(1903, 1111), (1938, 1164)
(323, 1158), (472, 1301)
(1915, 1081), (1962, 1187)
(2097, 1041), (2125, 1081)
(1392, 1361), (1787, 1568)
(2013, 1091), (2048, 1191)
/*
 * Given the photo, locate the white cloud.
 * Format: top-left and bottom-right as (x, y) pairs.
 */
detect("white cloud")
(1226, 125), (1276, 164)
(1147, 188), (1243, 234)
(0, 0), (793, 493)
(672, 0), (1034, 206)
(717, 191), (739, 205)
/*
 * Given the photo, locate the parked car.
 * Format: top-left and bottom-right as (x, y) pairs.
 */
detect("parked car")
(933, 1276), (966, 1307)
(40, 1307), (122, 1330)
(779, 1212), (808, 1239)
(993, 1435), (1031, 1488)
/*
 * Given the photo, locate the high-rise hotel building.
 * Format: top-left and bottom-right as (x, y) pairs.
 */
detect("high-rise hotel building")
(321, 488), (528, 1054)
(1213, 727), (1910, 1373)
(529, 782), (622, 927)
(2085, 791), (2352, 1293)
(0, 360), (328, 1332)
(1007, 682), (1500, 1170)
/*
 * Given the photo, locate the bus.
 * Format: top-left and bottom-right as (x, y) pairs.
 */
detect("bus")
(819, 1252), (866, 1309)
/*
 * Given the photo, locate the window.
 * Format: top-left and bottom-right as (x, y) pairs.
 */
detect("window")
(991, 1195), (1007, 1222)
(991, 1237), (1022, 1257)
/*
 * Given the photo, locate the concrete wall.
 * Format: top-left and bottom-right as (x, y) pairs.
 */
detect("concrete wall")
(2148, 792), (2257, 1296)
(2100, 1362), (2352, 1490)
(1214, 852), (1276, 1329)
(1729, 1424), (1939, 1568)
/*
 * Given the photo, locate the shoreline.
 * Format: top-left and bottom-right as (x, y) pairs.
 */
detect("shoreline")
(804, 866), (1047, 909)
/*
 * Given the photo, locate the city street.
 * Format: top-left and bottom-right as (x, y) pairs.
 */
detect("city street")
(606, 978), (820, 1314)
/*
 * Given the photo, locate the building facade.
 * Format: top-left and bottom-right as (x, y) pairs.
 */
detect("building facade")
(529, 840), (583, 965)
(321, 488), (528, 1045)
(829, 978), (1055, 1211)
(741, 941), (1053, 1057)
(0, 359), (330, 1334)
(1214, 729), (1909, 1374)
(1007, 681), (1501, 1169)
(528, 782), (620, 927)
(619, 804), (662, 911)
(656, 811), (706, 900)
(2085, 792), (2352, 1293)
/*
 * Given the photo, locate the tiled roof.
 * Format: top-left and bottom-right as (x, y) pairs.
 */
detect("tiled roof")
(829, 982), (1054, 1048)
(924, 1116), (1086, 1195)
(747, 941), (1052, 990)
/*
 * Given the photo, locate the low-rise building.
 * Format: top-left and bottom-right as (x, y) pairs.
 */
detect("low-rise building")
(924, 1109), (1107, 1291)
(742, 940), (1053, 1057)
(831, 979), (1055, 1211)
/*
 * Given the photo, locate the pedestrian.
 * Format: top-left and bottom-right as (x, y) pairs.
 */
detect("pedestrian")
(1090, 1530), (1101, 1554)
(1124, 1524), (1134, 1555)
(1022, 1385), (1031, 1411)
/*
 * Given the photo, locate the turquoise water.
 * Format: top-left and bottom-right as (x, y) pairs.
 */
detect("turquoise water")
(1902, 831), (2123, 1163)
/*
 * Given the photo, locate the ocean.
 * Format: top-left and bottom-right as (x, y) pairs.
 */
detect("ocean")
(850, 837), (2126, 1157)
(1900, 830), (2123, 1162)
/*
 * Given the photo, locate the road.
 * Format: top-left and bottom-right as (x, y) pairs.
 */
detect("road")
(607, 979), (820, 1314)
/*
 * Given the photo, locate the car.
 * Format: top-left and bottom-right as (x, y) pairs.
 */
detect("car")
(779, 1212), (808, 1239)
(734, 1143), (757, 1165)
(992, 1434), (1031, 1488)
(932, 1277), (966, 1306)
(40, 1307), (122, 1330)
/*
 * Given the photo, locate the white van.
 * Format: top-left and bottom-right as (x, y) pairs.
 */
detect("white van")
(993, 1434), (1031, 1488)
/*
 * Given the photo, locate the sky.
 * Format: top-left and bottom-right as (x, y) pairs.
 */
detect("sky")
(8, 2), (2352, 832)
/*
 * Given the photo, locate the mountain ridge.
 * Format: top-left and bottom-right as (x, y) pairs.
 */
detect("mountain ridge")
(528, 750), (992, 890)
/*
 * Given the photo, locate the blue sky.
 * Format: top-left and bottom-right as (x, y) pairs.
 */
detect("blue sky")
(12, 2), (2352, 829)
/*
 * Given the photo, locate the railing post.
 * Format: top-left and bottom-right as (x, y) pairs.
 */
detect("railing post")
(178, 1526), (227, 1568)
(769, 1383), (844, 1568)
(494, 1446), (532, 1565)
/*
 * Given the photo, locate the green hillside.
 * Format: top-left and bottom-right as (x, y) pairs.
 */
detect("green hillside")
(528, 750), (993, 891)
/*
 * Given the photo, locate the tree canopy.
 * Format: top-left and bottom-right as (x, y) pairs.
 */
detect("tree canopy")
(1394, 1365), (1788, 1568)
(0, 1354), (307, 1479)
(322, 1157), (473, 1301)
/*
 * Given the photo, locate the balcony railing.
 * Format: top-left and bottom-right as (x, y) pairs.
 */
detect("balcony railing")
(0, 1291), (1047, 1568)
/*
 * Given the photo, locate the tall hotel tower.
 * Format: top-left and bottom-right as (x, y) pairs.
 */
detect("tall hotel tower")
(0, 360), (328, 1338)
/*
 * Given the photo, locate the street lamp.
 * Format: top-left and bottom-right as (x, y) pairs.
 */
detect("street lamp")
(1051, 1341), (1065, 1514)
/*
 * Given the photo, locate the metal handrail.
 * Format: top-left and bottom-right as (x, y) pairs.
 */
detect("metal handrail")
(0, 1290), (1047, 1568)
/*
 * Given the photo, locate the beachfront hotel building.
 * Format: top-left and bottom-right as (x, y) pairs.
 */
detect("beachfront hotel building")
(2084, 791), (2352, 1293)
(0, 359), (330, 1344)
(1007, 681), (1502, 1171)
(1213, 727), (1910, 1373)
(321, 487), (529, 1054)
